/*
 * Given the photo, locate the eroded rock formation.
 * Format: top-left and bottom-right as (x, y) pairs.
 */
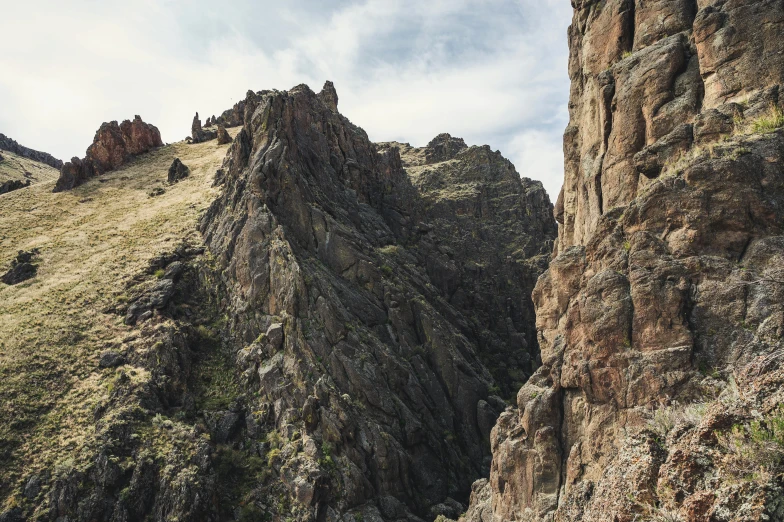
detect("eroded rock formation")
(465, 1), (784, 520)
(190, 112), (218, 144)
(53, 116), (163, 192)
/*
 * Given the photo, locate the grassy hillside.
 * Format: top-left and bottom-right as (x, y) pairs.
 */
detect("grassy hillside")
(0, 130), (237, 504)
(0, 150), (60, 185)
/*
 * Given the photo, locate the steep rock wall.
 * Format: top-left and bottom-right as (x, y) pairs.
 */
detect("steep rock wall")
(198, 82), (556, 521)
(466, 1), (784, 520)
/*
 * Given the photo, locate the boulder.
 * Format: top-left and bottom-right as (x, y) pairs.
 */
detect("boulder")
(216, 125), (232, 145)
(167, 158), (190, 183)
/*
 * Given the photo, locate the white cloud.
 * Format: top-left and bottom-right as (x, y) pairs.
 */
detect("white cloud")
(0, 0), (572, 199)
(507, 130), (566, 200)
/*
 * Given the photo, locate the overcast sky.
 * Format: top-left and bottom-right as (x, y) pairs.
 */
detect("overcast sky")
(0, 0), (572, 199)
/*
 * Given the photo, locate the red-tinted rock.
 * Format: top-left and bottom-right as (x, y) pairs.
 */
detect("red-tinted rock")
(53, 116), (162, 192)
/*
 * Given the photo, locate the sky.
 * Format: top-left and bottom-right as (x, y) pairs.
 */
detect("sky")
(0, 0), (572, 199)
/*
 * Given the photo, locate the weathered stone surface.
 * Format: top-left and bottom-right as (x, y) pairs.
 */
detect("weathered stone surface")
(167, 158), (190, 183)
(0, 179), (31, 195)
(199, 82), (555, 520)
(0, 133), (62, 169)
(468, 1), (784, 520)
(557, 0), (784, 252)
(53, 116), (162, 191)
(384, 136), (556, 394)
(215, 98), (248, 128)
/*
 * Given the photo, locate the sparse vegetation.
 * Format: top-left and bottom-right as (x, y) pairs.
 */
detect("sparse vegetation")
(749, 105), (784, 134)
(0, 129), (237, 496)
(647, 402), (708, 438)
(0, 149), (60, 185)
(716, 405), (784, 480)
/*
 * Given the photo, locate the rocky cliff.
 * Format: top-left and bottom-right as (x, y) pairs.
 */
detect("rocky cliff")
(197, 82), (555, 520)
(54, 116), (163, 192)
(466, 1), (784, 520)
(0, 83), (555, 522)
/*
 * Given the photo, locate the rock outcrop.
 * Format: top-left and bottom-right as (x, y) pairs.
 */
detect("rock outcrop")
(466, 1), (784, 521)
(190, 112), (217, 144)
(0, 179), (31, 195)
(197, 81), (555, 520)
(1, 249), (39, 285)
(167, 158), (190, 183)
(383, 136), (556, 395)
(53, 116), (163, 192)
(0, 134), (62, 169)
(216, 125), (233, 145)
(214, 96), (250, 128)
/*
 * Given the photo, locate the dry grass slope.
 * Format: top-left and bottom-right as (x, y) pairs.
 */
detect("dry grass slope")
(0, 130), (237, 500)
(0, 151), (60, 185)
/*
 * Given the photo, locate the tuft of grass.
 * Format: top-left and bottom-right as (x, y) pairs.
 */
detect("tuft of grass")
(648, 402), (708, 439)
(749, 105), (784, 134)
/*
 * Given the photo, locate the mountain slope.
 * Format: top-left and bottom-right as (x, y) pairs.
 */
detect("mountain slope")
(0, 130), (237, 519)
(0, 83), (556, 522)
(0, 150), (60, 190)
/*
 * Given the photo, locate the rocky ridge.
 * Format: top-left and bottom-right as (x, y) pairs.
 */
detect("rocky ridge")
(0, 134), (63, 170)
(197, 82), (556, 520)
(465, 1), (784, 521)
(54, 116), (163, 192)
(0, 83), (555, 522)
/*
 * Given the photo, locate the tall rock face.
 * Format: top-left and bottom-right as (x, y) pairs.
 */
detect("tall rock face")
(54, 116), (162, 192)
(199, 82), (556, 520)
(0, 134), (63, 169)
(557, 0), (784, 251)
(385, 135), (556, 395)
(466, 1), (784, 521)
